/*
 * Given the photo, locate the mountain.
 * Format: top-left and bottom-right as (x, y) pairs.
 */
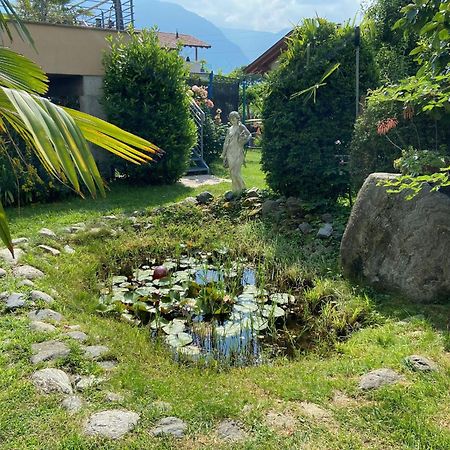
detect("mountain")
(221, 28), (290, 64)
(133, 0), (249, 73)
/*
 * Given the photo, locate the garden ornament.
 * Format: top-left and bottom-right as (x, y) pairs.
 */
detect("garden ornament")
(222, 111), (251, 193)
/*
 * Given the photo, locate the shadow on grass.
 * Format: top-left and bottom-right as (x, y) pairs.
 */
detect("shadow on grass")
(7, 182), (194, 223)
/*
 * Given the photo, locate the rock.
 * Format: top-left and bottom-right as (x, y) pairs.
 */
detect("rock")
(245, 188), (260, 198)
(0, 291), (8, 300)
(265, 411), (297, 435)
(105, 392), (124, 403)
(405, 355), (438, 372)
(0, 248), (24, 265)
(32, 368), (73, 394)
(5, 293), (26, 310)
(298, 222), (313, 235)
(196, 191), (214, 205)
(298, 402), (332, 421)
(181, 196), (197, 205)
(64, 324), (81, 331)
(321, 213), (333, 223)
(30, 321), (57, 333)
(12, 237), (29, 245)
(13, 265), (44, 280)
(98, 360), (118, 370)
(341, 173), (450, 302)
(61, 395), (83, 413)
(150, 417), (187, 438)
(151, 401), (172, 412)
(18, 279), (34, 287)
(30, 290), (54, 304)
(31, 340), (70, 364)
(66, 331), (88, 342)
(75, 375), (100, 392)
(38, 228), (57, 239)
(28, 309), (63, 323)
(317, 223), (333, 239)
(0, 268), (6, 278)
(224, 191), (234, 201)
(63, 245), (75, 255)
(216, 420), (247, 442)
(286, 197), (303, 216)
(102, 215), (118, 220)
(84, 410), (140, 439)
(261, 199), (280, 218)
(83, 345), (109, 360)
(359, 368), (403, 390)
(37, 245), (61, 256)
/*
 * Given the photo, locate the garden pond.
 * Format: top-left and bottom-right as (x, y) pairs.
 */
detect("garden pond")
(98, 252), (302, 366)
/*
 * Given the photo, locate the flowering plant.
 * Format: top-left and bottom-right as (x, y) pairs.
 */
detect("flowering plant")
(190, 85), (214, 109)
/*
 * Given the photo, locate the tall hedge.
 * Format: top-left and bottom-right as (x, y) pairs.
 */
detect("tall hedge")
(261, 19), (378, 203)
(102, 30), (197, 184)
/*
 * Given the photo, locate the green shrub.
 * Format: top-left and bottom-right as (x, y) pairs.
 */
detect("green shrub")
(202, 113), (227, 164)
(102, 30), (197, 184)
(349, 89), (450, 188)
(261, 19), (378, 203)
(0, 140), (72, 206)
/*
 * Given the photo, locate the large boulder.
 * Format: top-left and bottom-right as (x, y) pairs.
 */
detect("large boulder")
(341, 173), (450, 302)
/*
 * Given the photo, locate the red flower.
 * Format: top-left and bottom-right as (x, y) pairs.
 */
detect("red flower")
(377, 117), (398, 135)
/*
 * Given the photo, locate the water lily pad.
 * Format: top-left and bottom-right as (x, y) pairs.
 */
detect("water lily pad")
(162, 261), (178, 271)
(112, 276), (127, 285)
(215, 322), (242, 337)
(270, 293), (295, 305)
(165, 332), (193, 348)
(132, 301), (155, 312)
(240, 316), (269, 331)
(135, 286), (157, 297)
(135, 269), (153, 281)
(234, 303), (259, 313)
(150, 317), (169, 330)
(162, 319), (186, 335)
(262, 304), (285, 318)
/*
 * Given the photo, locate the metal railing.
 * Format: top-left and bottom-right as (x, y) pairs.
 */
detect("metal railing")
(188, 99), (209, 175)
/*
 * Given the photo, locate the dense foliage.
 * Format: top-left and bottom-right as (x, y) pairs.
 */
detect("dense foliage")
(16, 0), (84, 24)
(0, 140), (71, 206)
(103, 30), (196, 184)
(362, 0), (418, 82)
(189, 85), (226, 164)
(349, 91), (450, 187)
(351, 0), (450, 194)
(261, 19), (378, 202)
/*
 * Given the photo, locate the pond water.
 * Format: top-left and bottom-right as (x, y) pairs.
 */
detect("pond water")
(98, 256), (295, 366)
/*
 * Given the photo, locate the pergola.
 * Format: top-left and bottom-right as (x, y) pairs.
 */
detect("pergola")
(68, 0), (134, 30)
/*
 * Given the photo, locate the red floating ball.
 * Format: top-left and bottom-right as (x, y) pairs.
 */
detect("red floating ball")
(153, 265), (169, 280)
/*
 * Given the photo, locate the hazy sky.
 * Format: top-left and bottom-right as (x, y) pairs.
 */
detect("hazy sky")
(165, 0), (363, 31)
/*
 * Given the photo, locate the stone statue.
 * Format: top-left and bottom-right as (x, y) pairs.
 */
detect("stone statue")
(221, 111), (251, 193)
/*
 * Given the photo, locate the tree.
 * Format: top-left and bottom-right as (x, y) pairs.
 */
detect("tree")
(362, 0), (419, 82)
(15, 0), (85, 24)
(0, 0), (160, 253)
(102, 29), (197, 184)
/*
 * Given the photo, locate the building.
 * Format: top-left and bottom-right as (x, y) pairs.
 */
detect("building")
(244, 30), (293, 75)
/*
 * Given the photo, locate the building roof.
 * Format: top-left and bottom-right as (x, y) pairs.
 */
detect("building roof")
(244, 30), (294, 74)
(157, 31), (211, 49)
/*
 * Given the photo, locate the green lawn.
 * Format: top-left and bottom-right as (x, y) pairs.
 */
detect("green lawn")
(1, 151), (449, 449)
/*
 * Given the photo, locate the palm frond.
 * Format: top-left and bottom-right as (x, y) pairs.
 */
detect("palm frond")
(0, 0), (33, 44)
(0, 47), (48, 94)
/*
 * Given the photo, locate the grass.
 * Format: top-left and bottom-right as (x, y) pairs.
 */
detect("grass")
(1, 150), (449, 449)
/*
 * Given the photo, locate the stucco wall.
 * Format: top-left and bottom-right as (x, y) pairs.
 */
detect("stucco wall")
(2, 22), (122, 76)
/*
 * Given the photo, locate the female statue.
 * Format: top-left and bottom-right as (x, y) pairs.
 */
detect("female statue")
(221, 111), (251, 193)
